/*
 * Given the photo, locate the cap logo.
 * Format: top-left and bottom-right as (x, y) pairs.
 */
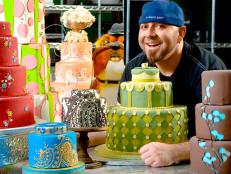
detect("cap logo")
(145, 16), (164, 20)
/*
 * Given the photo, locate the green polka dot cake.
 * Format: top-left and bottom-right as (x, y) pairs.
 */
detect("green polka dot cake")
(106, 63), (188, 152)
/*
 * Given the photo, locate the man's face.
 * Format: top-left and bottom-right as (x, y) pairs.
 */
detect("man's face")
(138, 22), (183, 65)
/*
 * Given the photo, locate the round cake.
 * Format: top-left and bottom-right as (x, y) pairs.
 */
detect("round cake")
(28, 122), (78, 168)
(24, 122), (85, 173)
(106, 63), (188, 152)
(0, 21), (34, 129)
(62, 89), (107, 128)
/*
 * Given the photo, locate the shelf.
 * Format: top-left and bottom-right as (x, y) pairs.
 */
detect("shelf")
(48, 42), (60, 49)
(196, 43), (231, 49)
(48, 42), (96, 50)
(48, 42), (231, 50)
(45, 5), (123, 13)
(46, 33), (64, 39)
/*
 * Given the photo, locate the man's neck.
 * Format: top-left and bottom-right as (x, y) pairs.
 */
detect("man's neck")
(155, 42), (184, 77)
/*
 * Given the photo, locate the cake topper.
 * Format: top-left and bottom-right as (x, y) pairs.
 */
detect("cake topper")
(60, 6), (96, 42)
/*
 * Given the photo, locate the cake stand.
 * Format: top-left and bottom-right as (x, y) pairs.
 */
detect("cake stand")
(69, 127), (107, 169)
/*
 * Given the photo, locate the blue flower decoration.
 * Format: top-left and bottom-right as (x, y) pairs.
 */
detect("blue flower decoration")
(211, 129), (224, 140)
(218, 147), (231, 162)
(202, 152), (216, 165)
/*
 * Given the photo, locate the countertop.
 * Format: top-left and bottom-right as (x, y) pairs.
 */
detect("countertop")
(0, 147), (193, 174)
(86, 147), (193, 174)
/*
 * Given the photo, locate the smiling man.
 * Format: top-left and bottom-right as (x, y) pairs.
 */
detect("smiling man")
(118, 0), (226, 167)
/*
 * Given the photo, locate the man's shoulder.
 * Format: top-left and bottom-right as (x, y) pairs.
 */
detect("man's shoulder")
(184, 42), (227, 70)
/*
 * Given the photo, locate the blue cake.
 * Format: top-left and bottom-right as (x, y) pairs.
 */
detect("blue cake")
(22, 163), (85, 174)
(28, 122), (79, 169)
(0, 134), (28, 166)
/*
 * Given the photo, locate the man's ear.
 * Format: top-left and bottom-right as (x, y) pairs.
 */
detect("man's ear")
(177, 26), (186, 43)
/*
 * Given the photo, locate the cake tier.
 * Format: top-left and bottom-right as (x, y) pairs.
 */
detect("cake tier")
(52, 81), (92, 94)
(196, 103), (231, 140)
(22, 162), (85, 174)
(62, 89), (107, 128)
(60, 42), (92, 61)
(55, 61), (93, 86)
(0, 95), (34, 128)
(106, 105), (188, 152)
(190, 136), (231, 174)
(35, 122), (67, 135)
(120, 81), (172, 108)
(131, 63), (159, 82)
(0, 134), (28, 166)
(0, 22), (11, 37)
(0, 66), (26, 96)
(28, 122), (78, 169)
(202, 70), (231, 105)
(0, 36), (19, 66)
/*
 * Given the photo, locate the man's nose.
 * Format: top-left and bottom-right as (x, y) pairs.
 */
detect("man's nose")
(145, 27), (157, 36)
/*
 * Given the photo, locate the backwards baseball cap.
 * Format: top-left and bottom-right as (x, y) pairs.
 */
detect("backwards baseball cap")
(139, 0), (184, 27)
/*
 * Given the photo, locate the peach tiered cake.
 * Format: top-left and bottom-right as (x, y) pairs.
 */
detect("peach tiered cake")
(52, 6), (95, 103)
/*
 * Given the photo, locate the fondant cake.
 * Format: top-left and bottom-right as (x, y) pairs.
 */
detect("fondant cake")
(0, 134), (28, 167)
(0, 22), (11, 37)
(62, 89), (107, 128)
(0, 21), (34, 129)
(190, 70), (231, 174)
(0, 22), (18, 66)
(60, 42), (92, 61)
(52, 42), (94, 103)
(28, 122), (78, 168)
(106, 63), (188, 152)
(52, 6), (95, 106)
(23, 122), (85, 173)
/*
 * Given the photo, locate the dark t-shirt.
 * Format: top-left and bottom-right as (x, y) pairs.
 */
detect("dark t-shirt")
(118, 42), (227, 139)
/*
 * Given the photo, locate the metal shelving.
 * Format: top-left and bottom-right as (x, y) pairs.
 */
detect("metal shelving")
(48, 42), (60, 49)
(46, 2), (124, 48)
(196, 43), (231, 49)
(45, 5), (123, 13)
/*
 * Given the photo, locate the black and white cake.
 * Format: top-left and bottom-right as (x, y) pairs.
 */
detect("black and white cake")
(62, 89), (107, 128)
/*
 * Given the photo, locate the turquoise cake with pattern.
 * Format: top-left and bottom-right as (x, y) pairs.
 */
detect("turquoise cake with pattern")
(23, 122), (85, 174)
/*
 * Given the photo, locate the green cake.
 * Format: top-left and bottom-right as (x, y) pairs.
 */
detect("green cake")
(106, 63), (188, 152)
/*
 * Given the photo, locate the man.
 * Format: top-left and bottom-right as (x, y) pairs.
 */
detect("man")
(119, 0), (226, 167)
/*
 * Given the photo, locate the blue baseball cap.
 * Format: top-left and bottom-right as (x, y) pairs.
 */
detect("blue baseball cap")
(139, 0), (185, 27)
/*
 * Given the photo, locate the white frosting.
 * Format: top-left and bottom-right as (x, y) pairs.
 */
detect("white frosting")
(64, 30), (88, 42)
(60, 6), (95, 29)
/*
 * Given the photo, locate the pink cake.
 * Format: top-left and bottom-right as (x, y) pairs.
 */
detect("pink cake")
(0, 22), (35, 129)
(52, 42), (93, 103)
(60, 42), (92, 61)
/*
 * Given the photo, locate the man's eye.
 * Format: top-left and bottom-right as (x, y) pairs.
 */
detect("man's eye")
(157, 24), (166, 29)
(140, 25), (148, 30)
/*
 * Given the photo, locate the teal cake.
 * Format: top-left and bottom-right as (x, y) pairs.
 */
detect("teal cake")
(27, 122), (81, 170)
(22, 162), (85, 174)
(0, 134), (28, 166)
